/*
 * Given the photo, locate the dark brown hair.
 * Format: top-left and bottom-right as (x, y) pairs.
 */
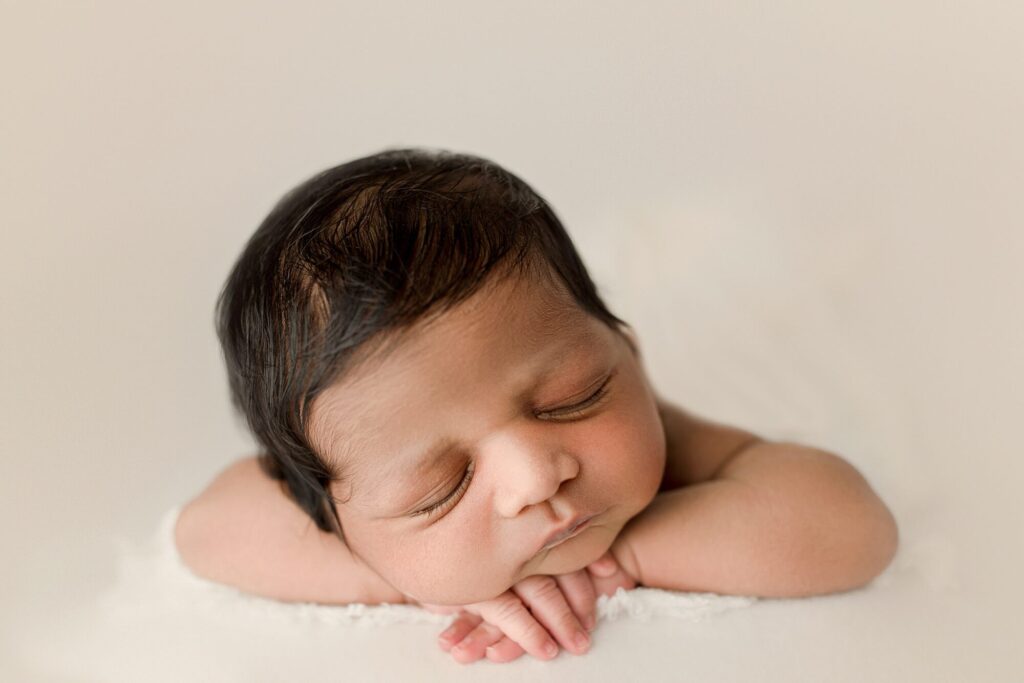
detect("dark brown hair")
(215, 147), (631, 542)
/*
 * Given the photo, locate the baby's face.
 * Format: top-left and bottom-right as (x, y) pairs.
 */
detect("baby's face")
(308, 272), (666, 605)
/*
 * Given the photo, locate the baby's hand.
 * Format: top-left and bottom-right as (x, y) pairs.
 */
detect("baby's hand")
(421, 551), (636, 664)
(586, 547), (639, 597)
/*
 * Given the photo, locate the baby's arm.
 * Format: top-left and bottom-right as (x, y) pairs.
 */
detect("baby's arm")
(174, 457), (406, 605)
(609, 398), (899, 598)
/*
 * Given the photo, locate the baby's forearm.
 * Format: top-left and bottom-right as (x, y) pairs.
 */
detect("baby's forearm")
(610, 441), (899, 598)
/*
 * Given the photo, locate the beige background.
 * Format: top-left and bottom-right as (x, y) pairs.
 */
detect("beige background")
(2, 1), (1021, 680)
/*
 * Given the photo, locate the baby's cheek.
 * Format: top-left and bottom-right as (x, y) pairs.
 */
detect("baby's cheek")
(595, 424), (664, 519)
(390, 537), (512, 606)
(625, 400), (667, 489)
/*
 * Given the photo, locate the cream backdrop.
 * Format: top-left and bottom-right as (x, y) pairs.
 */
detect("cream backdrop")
(2, 2), (1021, 680)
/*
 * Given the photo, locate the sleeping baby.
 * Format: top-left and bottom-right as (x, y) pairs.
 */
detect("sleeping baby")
(174, 147), (899, 664)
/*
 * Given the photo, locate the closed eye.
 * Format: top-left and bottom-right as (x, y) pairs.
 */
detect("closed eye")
(536, 369), (616, 420)
(412, 461), (475, 518)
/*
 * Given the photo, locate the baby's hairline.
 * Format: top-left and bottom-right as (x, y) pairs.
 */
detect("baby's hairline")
(317, 260), (599, 384)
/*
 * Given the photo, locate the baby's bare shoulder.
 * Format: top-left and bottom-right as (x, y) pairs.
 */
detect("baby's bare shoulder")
(176, 456), (344, 602)
(173, 456), (397, 604)
(182, 456), (288, 512)
(173, 457), (309, 579)
(175, 457), (303, 545)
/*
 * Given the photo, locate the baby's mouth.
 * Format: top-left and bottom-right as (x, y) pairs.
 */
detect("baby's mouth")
(538, 513), (596, 553)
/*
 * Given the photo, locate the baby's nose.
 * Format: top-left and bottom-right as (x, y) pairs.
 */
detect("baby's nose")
(488, 433), (580, 518)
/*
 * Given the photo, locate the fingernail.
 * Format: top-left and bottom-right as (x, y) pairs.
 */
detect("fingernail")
(584, 614), (596, 631)
(544, 641), (559, 658)
(574, 630), (590, 651)
(439, 626), (456, 642)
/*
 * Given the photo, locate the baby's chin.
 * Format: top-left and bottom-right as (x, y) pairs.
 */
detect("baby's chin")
(402, 526), (619, 606)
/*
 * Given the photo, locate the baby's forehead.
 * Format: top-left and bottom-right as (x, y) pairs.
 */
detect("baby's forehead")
(345, 273), (591, 372)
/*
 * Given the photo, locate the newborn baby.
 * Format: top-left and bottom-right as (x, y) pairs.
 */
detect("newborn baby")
(175, 147), (899, 664)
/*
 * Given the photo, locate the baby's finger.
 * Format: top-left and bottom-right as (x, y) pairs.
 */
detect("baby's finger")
(589, 571), (636, 599)
(449, 620), (504, 664)
(438, 612), (483, 652)
(586, 552), (620, 579)
(512, 575), (591, 655)
(485, 636), (526, 663)
(587, 551), (637, 598)
(470, 591), (560, 661)
(554, 569), (598, 632)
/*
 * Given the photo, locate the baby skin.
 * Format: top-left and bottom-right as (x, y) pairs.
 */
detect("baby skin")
(175, 272), (899, 664)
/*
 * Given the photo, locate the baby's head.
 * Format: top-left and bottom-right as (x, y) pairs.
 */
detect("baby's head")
(216, 148), (666, 604)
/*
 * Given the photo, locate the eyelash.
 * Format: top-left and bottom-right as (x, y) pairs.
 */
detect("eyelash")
(411, 372), (616, 518)
(540, 371), (615, 420)
(413, 461), (476, 518)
